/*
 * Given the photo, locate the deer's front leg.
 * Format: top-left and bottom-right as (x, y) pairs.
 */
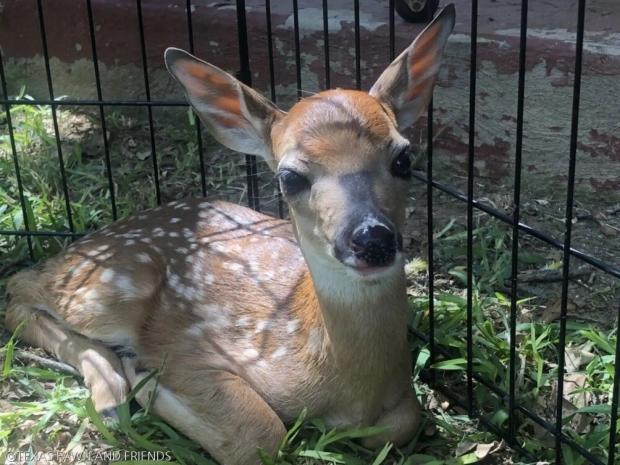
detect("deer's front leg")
(362, 390), (422, 449)
(122, 359), (285, 465)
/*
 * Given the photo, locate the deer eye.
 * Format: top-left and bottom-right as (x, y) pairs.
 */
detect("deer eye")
(390, 149), (412, 179)
(278, 169), (310, 197)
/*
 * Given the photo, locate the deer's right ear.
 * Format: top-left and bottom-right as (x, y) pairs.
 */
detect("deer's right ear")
(165, 48), (284, 167)
(369, 4), (455, 129)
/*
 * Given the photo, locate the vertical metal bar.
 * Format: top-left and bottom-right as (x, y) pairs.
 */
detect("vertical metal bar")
(86, 0), (117, 220)
(36, 0), (75, 233)
(292, 0), (303, 99)
(426, 101), (435, 386)
(466, 0), (478, 417)
(0, 53), (34, 259)
(265, 0), (277, 102)
(389, 0), (395, 61)
(235, 0), (260, 211)
(508, 0), (529, 444)
(609, 305), (620, 465)
(136, 0), (161, 205)
(555, 0), (586, 461)
(265, 0), (284, 218)
(353, 0), (361, 90)
(322, 0), (331, 89)
(186, 0), (208, 198)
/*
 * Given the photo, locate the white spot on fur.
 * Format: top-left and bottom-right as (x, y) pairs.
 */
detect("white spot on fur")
(125, 239), (136, 246)
(181, 286), (197, 301)
(197, 304), (230, 329)
(287, 319), (300, 334)
(224, 262), (243, 273)
(243, 348), (259, 359)
(83, 288), (99, 301)
(236, 316), (251, 328)
(170, 218), (181, 224)
(255, 319), (275, 334)
(209, 242), (227, 253)
(115, 275), (136, 296)
(176, 247), (188, 254)
(169, 232), (179, 238)
(100, 269), (115, 283)
(272, 347), (287, 359)
(153, 227), (165, 237)
(186, 324), (203, 337)
(136, 252), (152, 263)
(307, 327), (323, 355)
(70, 259), (93, 277)
(168, 273), (181, 288)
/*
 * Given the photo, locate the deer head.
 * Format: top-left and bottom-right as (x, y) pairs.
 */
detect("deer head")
(164, 5), (454, 285)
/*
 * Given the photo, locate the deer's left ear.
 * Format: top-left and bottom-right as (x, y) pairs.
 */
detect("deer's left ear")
(369, 4), (455, 129)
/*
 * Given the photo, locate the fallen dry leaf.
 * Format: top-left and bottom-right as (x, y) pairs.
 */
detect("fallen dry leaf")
(565, 342), (595, 373)
(474, 440), (503, 459)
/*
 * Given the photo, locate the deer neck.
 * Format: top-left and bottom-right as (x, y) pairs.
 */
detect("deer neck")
(292, 225), (409, 361)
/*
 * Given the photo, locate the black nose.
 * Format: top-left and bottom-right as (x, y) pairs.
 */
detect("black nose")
(350, 224), (398, 267)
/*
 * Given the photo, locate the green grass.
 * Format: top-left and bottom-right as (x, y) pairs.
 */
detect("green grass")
(0, 90), (277, 265)
(1, 97), (619, 465)
(407, 219), (619, 465)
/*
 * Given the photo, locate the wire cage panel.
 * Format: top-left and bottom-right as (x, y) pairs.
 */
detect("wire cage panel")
(1, 1), (619, 464)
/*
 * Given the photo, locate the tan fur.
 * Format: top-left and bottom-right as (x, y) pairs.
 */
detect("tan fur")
(6, 7), (455, 465)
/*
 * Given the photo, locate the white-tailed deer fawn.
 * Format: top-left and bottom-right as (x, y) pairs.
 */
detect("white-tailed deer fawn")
(6, 6), (454, 464)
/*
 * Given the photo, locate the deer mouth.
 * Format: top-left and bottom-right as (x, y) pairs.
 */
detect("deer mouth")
(338, 250), (404, 278)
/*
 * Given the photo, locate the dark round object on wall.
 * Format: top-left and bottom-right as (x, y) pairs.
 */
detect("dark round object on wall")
(394, 0), (440, 23)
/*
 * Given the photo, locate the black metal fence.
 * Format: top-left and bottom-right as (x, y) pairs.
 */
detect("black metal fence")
(1, 1), (619, 464)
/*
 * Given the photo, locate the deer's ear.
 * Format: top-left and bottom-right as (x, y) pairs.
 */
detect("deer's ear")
(165, 48), (284, 167)
(369, 4), (455, 129)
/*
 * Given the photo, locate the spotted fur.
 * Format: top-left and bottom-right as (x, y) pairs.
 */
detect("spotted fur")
(5, 6), (455, 465)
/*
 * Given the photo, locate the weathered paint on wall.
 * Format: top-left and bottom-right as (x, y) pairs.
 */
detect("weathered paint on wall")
(1, 0), (618, 197)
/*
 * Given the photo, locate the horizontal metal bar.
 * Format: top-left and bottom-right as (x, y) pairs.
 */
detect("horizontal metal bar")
(3, 172), (619, 282)
(0, 98), (188, 107)
(0, 229), (84, 238)
(411, 170), (620, 279)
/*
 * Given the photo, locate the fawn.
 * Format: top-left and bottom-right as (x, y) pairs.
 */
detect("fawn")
(6, 5), (454, 464)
